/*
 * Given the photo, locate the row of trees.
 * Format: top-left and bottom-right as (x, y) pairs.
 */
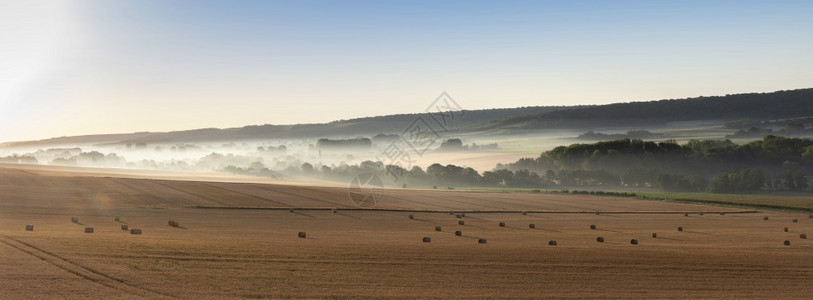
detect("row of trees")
(249, 135), (812, 193)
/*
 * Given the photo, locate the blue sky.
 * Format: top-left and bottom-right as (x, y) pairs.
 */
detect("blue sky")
(1, 0), (812, 142)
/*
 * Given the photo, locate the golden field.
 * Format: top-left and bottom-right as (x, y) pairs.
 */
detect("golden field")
(1, 165), (811, 299)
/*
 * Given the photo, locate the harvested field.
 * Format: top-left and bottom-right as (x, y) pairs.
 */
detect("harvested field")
(1, 165), (812, 298)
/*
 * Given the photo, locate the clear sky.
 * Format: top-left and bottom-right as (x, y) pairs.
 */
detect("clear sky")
(1, 0), (812, 142)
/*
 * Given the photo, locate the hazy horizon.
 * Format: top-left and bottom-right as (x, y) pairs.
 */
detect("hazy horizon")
(2, 0), (812, 142)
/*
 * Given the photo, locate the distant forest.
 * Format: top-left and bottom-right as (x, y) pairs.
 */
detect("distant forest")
(497, 135), (812, 193)
(474, 88), (813, 131)
(222, 135), (813, 194)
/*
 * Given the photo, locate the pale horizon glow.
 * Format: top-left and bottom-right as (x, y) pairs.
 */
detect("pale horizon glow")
(1, 0), (812, 142)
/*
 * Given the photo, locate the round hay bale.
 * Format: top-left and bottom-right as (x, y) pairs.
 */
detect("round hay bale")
(596, 237), (604, 243)
(461, 213), (466, 217)
(169, 220), (179, 227)
(289, 208), (294, 213)
(651, 233), (658, 238)
(783, 240), (791, 246)
(71, 217), (79, 223)
(548, 240), (557, 246)
(422, 237), (431, 243)
(589, 224), (597, 230)
(455, 230), (462, 236)
(684, 212), (689, 217)
(699, 211), (704, 216)
(84, 227), (94, 233)
(809, 214), (813, 219)
(298, 231), (306, 238)
(677, 226), (684, 232)
(435, 226), (442, 232)
(522, 211), (527, 216)
(121, 224), (128, 230)
(408, 214), (414, 220)
(528, 224), (536, 229)
(25, 225), (34, 231)
(332, 208), (337, 214)
(800, 233), (807, 239)
(478, 238), (487, 244)
(499, 222), (506, 227)
(595, 211), (600, 215)
(784, 227), (789, 232)
(630, 239), (638, 245)
(456, 214), (462, 219)
(719, 212), (725, 216)
(792, 219), (798, 223)
(114, 216), (120, 222)
(130, 228), (142, 234)
(458, 220), (465, 226)
(763, 216), (769, 220)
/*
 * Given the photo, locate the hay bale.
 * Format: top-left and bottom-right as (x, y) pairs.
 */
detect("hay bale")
(456, 214), (462, 219)
(809, 214), (813, 219)
(168, 220), (179, 227)
(422, 237), (431, 243)
(719, 212), (725, 216)
(763, 216), (769, 220)
(792, 219), (798, 223)
(589, 224), (597, 230)
(651, 233), (658, 238)
(408, 214), (414, 220)
(784, 227), (789, 232)
(499, 222), (506, 227)
(478, 238), (487, 244)
(25, 225), (34, 231)
(684, 213), (689, 217)
(289, 208), (294, 213)
(699, 211), (704, 216)
(522, 211), (527, 216)
(71, 217), (79, 223)
(528, 224), (536, 229)
(455, 230), (462, 236)
(84, 227), (94, 233)
(332, 208), (337, 214)
(114, 216), (120, 221)
(130, 228), (142, 234)
(458, 220), (465, 226)
(596, 237), (604, 243)
(630, 239), (638, 245)
(435, 226), (442, 232)
(298, 231), (306, 238)
(783, 240), (791, 246)
(677, 226), (684, 232)
(460, 213), (466, 217)
(121, 224), (128, 230)
(800, 233), (807, 239)
(595, 211), (600, 215)
(548, 240), (557, 246)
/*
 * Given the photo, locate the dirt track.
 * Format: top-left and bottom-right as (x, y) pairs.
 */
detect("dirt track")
(1, 165), (811, 298)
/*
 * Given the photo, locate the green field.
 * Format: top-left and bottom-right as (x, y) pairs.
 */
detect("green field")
(638, 191), (813, 212)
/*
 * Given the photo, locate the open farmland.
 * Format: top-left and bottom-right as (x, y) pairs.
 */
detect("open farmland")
(1, 165), (812, 299)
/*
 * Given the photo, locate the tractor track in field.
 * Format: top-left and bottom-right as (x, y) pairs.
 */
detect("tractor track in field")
(0, 234), (177, 299)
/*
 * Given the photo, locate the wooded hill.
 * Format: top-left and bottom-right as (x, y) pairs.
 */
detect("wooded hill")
(3, 88), (812, 147)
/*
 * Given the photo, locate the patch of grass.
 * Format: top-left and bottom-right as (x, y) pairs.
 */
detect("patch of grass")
(638, 191), (813, 212)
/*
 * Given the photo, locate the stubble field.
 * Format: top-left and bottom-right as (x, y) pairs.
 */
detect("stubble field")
(1, 165), (811, 299)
